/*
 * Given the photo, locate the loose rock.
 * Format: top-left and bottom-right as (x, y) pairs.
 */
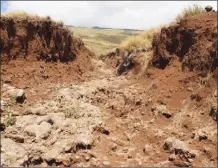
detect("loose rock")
(1, 138), (26, 166)
(4, 134), (25, 143)
(7, 88), (26, 103)
(151, 104), (172, 118)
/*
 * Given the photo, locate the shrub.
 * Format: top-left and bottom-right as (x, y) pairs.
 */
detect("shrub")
(175, 4), (205, 23)
(4, 106), (16, 127)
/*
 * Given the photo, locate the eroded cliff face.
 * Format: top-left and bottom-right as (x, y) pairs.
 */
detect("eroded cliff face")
(152, 12), (217, 76)
(0, 17), (92, 63)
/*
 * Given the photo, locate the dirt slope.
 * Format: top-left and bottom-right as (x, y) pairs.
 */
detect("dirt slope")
(152, 12), (217, 77)
(0, 16), (93, 63)
(0, 16), (94, 96)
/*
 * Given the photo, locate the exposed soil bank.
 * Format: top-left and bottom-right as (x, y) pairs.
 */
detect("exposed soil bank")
(0, 17), (93, 63)
(152, 12), (217, 76)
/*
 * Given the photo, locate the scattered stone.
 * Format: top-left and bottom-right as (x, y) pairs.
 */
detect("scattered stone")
(74, 130), (93, 150)
(187, 87), (193, 92)
(4, 134), (24, 143)
(136, 47), (142, 52)
(7, 87), (27, 103)
(103, 160), (110, 166)
(124, 51), (129, 57)
(56, 153), (73, 166)
(24, 121), (52, 139)
(149, 119), (155, 123)
(90, 158), (99, 166)
(31, 155), (43, 165)
(43, 148), (61, 162)
(0, 123), (6, 132)
(1, 100), (7, 111)
(141, 48), (147, 52)
(162, 111), (172, 118)
(214, 90), (217, 97)
(173, 160), (191, 167)
(163, 137), (188, 153)
(85, 155), (90, 161)
(143, 144), (153, 154)
(155, 129), (164, 138)
(53, 138), (75, 153)
(190, 93), (202, 102)
(16, 115), (37, 127)
(24, 106), (47, 116)
(92, 125), (109, 135)
(1, 138), (26, 166)
(151, 104), (172, 118)
(3, 74), (13, 84)
(49, 113), (66, 128)
(168, 154), (176, 161)
(193, 130), (208, 141)
(110, 142), (117, 151)
(163, 137), (197, 161)
(210, 102), (217, 121)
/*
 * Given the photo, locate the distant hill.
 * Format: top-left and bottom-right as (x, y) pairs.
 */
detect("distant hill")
(65, 25), (74, 28)
(65, 25), (142, 31)
(92, 26), (142, 31)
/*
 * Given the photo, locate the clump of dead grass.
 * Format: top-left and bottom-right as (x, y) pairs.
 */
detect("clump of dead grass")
(2, 11), (53, 21)
(2, 11), (40, 20)
(57, 20), (64, 27)
(119, 28), (160, 51)
(175, 4), (205, 23)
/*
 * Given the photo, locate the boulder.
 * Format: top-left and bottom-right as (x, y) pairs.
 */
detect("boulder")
(205, 5), (213, 12)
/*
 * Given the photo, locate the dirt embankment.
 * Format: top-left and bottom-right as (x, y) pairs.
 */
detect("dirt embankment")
(0, 16), (94, 92)
(152, 12), (217, 76)
(102, 13), (217, 78)
(0, 17), (92, 63)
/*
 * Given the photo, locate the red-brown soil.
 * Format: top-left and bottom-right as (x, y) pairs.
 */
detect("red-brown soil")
(0, 16), (94, 101)
(0, 17), (93, 63)
(152, 12), (217, 77)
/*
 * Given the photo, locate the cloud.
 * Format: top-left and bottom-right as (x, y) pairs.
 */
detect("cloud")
(4, 1), (217, 30)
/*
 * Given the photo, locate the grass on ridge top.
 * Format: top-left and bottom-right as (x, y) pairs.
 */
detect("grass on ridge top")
(175, 4), (205, 23)
(2, 11), (65, 25)
(2, 11), (43, 20)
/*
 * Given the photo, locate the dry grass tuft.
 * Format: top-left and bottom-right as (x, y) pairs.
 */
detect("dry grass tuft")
(2, 11), (42, 20)
(119, 28), (160, 51)
(2, 11), (56, 22)
(175, 4), (205, 23)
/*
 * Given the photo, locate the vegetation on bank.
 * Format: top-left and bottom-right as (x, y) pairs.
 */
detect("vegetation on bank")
(175, 4), (205, 23)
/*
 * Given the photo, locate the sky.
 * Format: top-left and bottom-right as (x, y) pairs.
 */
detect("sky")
(1, 1), (217, 30)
